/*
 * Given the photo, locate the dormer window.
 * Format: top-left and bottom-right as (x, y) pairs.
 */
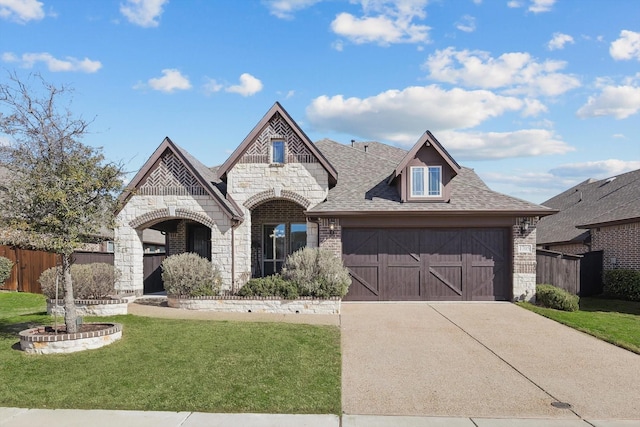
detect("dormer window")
(271, 140), (285, 164)
(411, 166), (442, 198)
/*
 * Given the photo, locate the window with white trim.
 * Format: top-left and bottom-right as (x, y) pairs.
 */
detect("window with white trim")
(271, 140), (285, 164)
(410, 166), (442, 197)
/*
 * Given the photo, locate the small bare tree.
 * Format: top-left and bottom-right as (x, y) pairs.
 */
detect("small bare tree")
(0, 72), (124, 333)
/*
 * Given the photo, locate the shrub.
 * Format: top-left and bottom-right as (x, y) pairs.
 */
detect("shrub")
(0, 256), (14, 284)
(39, 263), (120, 299)
(281, 247), (351, 298)
(604, 270), (640, 302)
(536, 284), (579, 312)
(237, 275), (299, 299)
(161, 253), (222, 297)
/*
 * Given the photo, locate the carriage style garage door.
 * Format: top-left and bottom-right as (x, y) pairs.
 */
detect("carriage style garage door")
(342, 228), (511, 301)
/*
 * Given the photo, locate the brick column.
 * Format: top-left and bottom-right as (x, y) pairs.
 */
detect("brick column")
(319, 218), (342, 258)
(512, 217), (538, 302)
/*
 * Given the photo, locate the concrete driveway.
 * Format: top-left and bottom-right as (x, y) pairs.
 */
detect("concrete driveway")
(341, 302), (640, 420)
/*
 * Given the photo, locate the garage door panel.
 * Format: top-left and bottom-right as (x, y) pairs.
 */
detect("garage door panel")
(385, 267), (421, 300)
(343, 227), (511, 301)
(428, 266), (463, 300)
(345, 267), (380, 300)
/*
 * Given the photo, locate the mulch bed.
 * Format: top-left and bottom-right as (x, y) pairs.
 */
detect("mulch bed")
(38, 323), (114, 335)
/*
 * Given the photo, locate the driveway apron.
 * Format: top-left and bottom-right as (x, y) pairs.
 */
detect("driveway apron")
(341, 302), (640, 419)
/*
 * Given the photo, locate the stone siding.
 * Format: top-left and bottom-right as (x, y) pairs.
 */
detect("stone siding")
(168, 296), (340, 315)
(592, 221), (640, 271)
(228, 162), (329, 287)
(115, 194), (232, 295)
(512, 218), (538, 302)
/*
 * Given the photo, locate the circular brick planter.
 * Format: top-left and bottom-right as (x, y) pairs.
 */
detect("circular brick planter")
(47, 296), (133, 316)
(19, 323), (123, 355)
(167, 295), (341, 314)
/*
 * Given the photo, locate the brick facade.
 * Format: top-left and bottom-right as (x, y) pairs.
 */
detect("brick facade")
(592, 221), (640, 271)
(318, 218), (342, 257)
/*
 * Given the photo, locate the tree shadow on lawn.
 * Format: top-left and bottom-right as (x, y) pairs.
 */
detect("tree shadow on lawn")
(0, 313), (49, 350)
(579, 297), (640, 316)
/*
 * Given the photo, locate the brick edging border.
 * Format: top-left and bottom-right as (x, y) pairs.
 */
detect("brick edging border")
(19, 323), (123, 343)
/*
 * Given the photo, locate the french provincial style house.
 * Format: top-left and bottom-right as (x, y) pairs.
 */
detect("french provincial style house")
(115, 103), (554, 301)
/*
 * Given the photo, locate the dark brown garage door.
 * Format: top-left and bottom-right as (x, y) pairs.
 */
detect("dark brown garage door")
(342, 228), (510, 301)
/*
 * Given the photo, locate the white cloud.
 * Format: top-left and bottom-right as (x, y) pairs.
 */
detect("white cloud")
(528, 0), (555, 13)
(506, 0), (555, 13)
(424, 47), (581, 96)
(577, 84), (640, 119)
(610, 30), (640, 61)
(120, 0), (168, 28)
(203, 77), (223, 95)
(612, 133), (626, 139)
(137, 69), (191, 93)
(332, 39), (344, 51)
(436, 129), (573, 160)
(548, 32), (574, 51)
(549, 159), (640, 178)
(306, 85), (526, 145)
(330, 0), (430, 46)
(264, 0), (321, 19)
(2, 51), (102, 73)
(0, 0), (44, 23)
(225, 73), (263, 97)
(455, 15), (476, 33)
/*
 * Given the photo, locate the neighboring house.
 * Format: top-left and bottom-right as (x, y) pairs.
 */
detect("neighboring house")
(115, 103), (554, 301)
(537, 168), (640, 272)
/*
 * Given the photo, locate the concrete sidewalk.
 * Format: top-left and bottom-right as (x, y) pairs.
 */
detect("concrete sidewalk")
(1, 408), (638, 427)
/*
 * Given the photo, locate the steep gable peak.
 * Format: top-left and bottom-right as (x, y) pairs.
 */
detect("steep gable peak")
(390, 130), (461, 183)
(216, 102), (337, 186)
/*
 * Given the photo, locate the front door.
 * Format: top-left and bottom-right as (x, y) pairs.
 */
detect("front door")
(188, 224), (211, 260)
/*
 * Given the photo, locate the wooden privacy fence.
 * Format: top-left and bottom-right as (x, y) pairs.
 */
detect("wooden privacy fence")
(0, 246), (57, 293)
(536, 249), (581, 295)
(0, 245), (166, 294)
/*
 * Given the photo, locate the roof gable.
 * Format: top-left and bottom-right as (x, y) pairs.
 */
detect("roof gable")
(118, 137), (242, 220)
(537, 168), (640, 244)
(216, 102), (337, 185)
(389, 130), (461, 183)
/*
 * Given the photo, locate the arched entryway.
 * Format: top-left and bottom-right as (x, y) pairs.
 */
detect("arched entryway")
(250, 199), (307, 277)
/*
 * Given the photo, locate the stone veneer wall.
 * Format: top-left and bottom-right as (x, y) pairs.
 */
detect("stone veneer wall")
(512, 217), (538, 302)
(227, 163), (329, 288)
(592, 221), (640, 271)
(115, 194), (232, 295)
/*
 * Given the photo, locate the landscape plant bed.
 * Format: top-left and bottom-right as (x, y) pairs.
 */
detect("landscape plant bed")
(47, 296), (133, 316)
(167, 295), (341, 314)
(518, 297), (640, 354)
(0, 292), (341, 414)
(19, 322), (123, 355)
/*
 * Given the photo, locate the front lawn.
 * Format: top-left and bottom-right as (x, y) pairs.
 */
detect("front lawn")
(0, 292), (341, 414)
(519, 297), (640, 354)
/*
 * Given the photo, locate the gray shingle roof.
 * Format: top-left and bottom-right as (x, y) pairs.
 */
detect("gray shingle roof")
(308, 139), (552, 215)
(537, 168), (640, 245)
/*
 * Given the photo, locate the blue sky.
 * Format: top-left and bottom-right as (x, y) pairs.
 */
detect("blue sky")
(1, 0), (639, 204)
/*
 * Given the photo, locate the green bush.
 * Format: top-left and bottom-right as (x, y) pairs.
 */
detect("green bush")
(536, 284), (579, 312)
(604, 270), (640, 302)
(0, 256), (14, 284)
(161, 253), (222, 297)
(282, 247), (351, 298)
(39, 263), (120, 299)
(237, 275), (299, 299)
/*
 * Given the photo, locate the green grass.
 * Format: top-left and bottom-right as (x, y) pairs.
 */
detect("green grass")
(519, 297), (640, 354)
(0, 292), (341, 414)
